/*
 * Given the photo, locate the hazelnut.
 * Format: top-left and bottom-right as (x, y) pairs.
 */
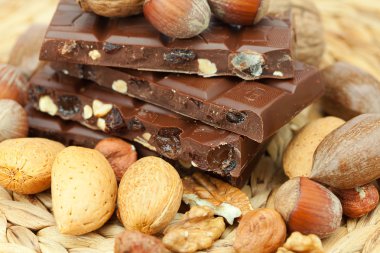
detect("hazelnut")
(333, 183), (379, 218)
(143, 0), (211, 39)
(0, 99), (29, 142)
(274, 177), (342, 238)
(77, 0), (144, 17)
(95, 137), (138, 181)
(0, 64), (29, 106)
(208, 0), (270, 25)
(115, 230), (170, 253)
(233, 208), (286, 253)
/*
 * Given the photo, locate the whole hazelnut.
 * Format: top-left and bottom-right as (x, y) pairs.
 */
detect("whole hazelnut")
(0, 99), (29, 142)
(234, 208), (286, 253)
(95, 137), (137, 181)
(274, 177), (342, 238)
(208, 0), (270, 26)
(143, 0), (211, 39)
(0, 64), (29, 105)
(333, 183), (379, 218)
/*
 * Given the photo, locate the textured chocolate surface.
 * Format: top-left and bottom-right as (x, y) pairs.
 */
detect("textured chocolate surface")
(26, 106), (263, 187)
(40, 0), (294, 80)
(29, 65), (265, 181)
(52, 61), (324, 142)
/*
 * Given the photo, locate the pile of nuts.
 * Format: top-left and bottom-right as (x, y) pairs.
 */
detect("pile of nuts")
(2, 0), (380, 252)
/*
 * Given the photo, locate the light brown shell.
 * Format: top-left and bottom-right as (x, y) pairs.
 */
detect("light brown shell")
(52, 147), (117, 235)
(77, 0), (144, 17)
(283, 117), (345, 178)
(118, 156), (183, 235)
(233, 208), (286, 253)
(0, 99), (29, 142)
(0, 138), (64, 194)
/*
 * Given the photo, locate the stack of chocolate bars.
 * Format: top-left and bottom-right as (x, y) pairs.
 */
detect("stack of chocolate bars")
(27, 0), (323, 187)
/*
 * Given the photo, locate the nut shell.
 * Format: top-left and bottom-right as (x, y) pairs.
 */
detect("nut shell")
(233, 208), (286, 253)
(0, 99), (29, 142)
(0, 138), (65, 194)
(144, 0), (211, 39)
(77, 0), (144, 17)
(95, 137), (137, 181)
(52, 147), (117, 235)
(118, 156), (183, 235)
(311, 114), (380, 189)
(321, 62), (380, 120)
(275, 177), (342, 238)
(333, 183), (379, 218)
(0, 64), (29, 105)
(208, 0), (270, 25)
(283, 117), (345, 178)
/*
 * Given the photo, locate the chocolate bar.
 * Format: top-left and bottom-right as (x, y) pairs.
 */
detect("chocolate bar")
(52, 61), (323, 142)
(40, 0), (294, 80)
(26, 106), (264, 187)
(29, 65), (265, 181)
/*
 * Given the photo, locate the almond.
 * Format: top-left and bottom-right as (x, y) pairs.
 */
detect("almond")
(52, 147), (117, 235)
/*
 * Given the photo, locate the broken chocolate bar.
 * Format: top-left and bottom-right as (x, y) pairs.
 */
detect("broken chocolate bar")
(27, 106), (263, 187)
(40, 0), (294, 80)
(29, 65), (265, 182)
(52, 61), (324, 142)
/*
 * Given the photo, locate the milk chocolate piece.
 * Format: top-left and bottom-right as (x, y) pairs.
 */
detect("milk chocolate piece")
(26, 106), (264, 187)
(52, 61), (323, 142)
(29, 65), (262, 181)
(40, 0), (294, 80)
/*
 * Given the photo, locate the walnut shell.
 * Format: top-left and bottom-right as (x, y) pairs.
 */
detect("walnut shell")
(77, 0), (144, 17)
(118, 156), (183, 235)
(0, 138), (64, 194)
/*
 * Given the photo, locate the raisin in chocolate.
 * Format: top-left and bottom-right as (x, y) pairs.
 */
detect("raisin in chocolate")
(105, 108), (126, 133)
(57, 95), (81, 117)
(226, 111), (247, 124)
(155, 128), (182, 159)
(207, 144), (237, 174)
(103, 42), (122, 54)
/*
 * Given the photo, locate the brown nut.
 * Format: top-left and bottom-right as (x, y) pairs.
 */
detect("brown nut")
(77, 0), (144, 17)
(118, 157), (183, 235)
(115, 230), (170, 253)
(143, 0), (211, 39)
(0, 99), (29, 142)
(333, 183), (379, 218)
(274, 177), (342, 238)
(283, 117), (345, 178)
(321, 62), (380, 120)
(208, 0), (270, 25)
(311, 114), (380, 189)
(233, 208), (286, 253)
(0, 64), (29, 105)
(95, 137), (137, 181)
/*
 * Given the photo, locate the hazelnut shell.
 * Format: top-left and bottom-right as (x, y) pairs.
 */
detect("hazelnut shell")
(275, 177), (342, 238)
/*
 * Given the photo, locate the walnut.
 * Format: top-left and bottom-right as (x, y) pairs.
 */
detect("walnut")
(276, 232), (324, 253)
(182, 172), (252, 224)
(115, 230), (170, 253)
(162, 206), (225, 253)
